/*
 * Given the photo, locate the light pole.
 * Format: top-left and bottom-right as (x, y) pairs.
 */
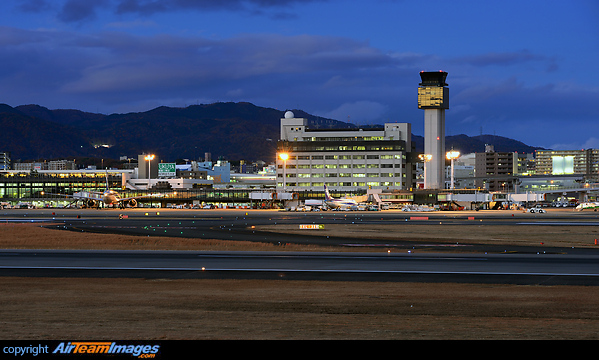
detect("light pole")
(279, 152), (288, 191)
(418, 153), (432, 189)
(446, 150), (460, 190)
(144, 154), (155, 190)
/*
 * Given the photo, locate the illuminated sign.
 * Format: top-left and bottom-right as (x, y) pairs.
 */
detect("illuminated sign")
(552, 156), (574, 175)
(299, 224), (324, 229)
(158, 163), (176, 177)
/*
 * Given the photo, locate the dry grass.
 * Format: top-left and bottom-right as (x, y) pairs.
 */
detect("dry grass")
(2, 218), (599, 339)
(0, 222), (334, 251)
(258, 222), (599, 248)
(3, 277), (599, 340)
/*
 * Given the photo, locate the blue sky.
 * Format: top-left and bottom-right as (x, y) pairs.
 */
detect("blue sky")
(1, 0), (598, 150)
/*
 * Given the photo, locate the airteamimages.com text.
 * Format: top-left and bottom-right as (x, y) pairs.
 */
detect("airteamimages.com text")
(3, 342), (162, 357)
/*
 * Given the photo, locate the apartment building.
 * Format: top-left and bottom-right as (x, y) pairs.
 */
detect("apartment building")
(474, 145), (518, 191)
(0, 152), (10, 170)
(535, 149), (599, 177)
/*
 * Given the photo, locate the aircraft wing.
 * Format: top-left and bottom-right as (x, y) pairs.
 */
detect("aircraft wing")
(119, 194), (163, 202)
(46, 192), (104, 201)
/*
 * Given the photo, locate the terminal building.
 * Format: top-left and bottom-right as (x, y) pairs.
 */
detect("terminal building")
(276, 111), (415, 192)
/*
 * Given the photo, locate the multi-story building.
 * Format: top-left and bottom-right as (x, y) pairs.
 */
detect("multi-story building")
(0, 152), (10, 170)
(474, 145), (518, 191)
(517, 153), (535, 175)
(13, 162), (48, 171)
(48, 160), (77, 171)
(14, 159), (77, 171)
(276, 111), (414, 192)
(535, 149), (599, 178)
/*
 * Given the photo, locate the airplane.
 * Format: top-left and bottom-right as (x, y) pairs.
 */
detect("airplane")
(324, 185), (358, 210)
(575, 202), (599, 211)
(51, 172), (160, 209)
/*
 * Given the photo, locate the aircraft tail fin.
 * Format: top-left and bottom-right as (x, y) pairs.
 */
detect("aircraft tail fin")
(324, 185), (333, 201)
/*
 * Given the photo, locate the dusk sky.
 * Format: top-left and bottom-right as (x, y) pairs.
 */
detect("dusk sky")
(1, 0), (598, 150)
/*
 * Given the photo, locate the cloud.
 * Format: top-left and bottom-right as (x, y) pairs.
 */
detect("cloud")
(16, 0), (330, 22)
(321, 101), (388, 124)
(550, 137), (599, 151)
(56, 32), (402, 93)
(114, 0), (329, 14)
(16, 0), (54, 13)
(58, 0), (110, 22)
(0, 26), (413, 113)
(454, 50), (546, 67)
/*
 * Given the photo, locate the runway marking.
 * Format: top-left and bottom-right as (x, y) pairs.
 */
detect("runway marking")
(518, 222), (599, 226)
(341, 243), (472, 247)
(0, 219), (57, 222)
(88, 225), (198, 229)
(2, 266), (599, 277)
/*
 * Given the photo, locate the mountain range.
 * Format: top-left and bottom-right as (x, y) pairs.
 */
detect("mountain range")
(0, 102), (545, 164)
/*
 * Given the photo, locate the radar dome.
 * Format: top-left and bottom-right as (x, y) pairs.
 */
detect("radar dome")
(284, 111), (294, 119)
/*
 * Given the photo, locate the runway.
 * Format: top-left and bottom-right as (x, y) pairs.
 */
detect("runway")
(1, 249), (599, 285)
(13, 207), (599, 254)
(2, 208), (599, 284)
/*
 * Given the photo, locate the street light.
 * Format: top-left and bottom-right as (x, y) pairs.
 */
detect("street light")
(446, 150), (460, 190)
(144, 154), (155, 190)
(279, 152), (289, 191)
(418, 154), (432, 189)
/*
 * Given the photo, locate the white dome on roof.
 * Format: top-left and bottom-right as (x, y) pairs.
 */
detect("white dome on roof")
(284, 111), (294, 119)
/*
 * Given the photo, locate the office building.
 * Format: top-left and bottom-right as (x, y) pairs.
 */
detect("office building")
(276, 111), (413, 191)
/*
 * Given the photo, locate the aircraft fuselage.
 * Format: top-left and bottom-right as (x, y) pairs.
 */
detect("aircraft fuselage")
(102, 190), (121, 205)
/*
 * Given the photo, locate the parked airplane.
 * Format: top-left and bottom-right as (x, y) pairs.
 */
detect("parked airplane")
(324, 185), (358, 210)
(52, 172), (160, 209)
(575, 202), (599, 211)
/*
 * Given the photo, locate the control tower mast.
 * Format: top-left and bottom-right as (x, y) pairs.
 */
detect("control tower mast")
(418, 71), (449, 189)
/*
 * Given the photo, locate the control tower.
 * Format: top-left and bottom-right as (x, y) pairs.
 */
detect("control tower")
(418, 71), (449, 189)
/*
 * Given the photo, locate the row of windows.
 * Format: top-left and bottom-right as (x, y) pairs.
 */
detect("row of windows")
(417, 86), (448, 109)
(0, 173), (123, 179)
(279, 182), (405, 187)
(286, 145), (404, 152)
(283, 154), (405, 160)
(302, 136), (385, 142)
(280, 163), (405, 169)
(281, 173), (405, 178)
(0, 182), (112, 187)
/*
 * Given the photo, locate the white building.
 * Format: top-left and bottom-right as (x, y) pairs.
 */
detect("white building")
(276, 111), (414, 192)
